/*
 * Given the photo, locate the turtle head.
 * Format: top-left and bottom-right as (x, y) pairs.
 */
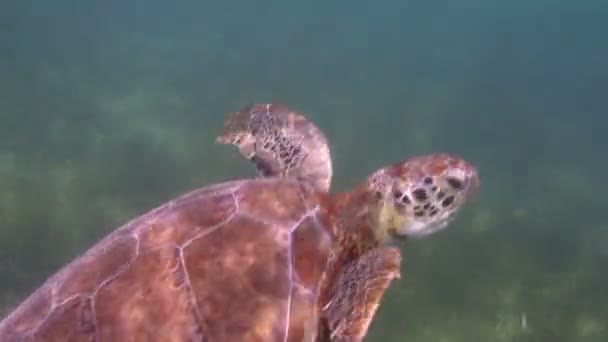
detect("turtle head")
(366, 153), (479, 242)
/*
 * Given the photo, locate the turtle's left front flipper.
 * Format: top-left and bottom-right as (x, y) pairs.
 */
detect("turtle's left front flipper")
(216, 103), (333, 193)
(321, 247), (402, 342)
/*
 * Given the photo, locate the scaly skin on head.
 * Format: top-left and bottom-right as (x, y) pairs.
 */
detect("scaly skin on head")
(367, 153), (479, 242)
(332, 153), (479, 253)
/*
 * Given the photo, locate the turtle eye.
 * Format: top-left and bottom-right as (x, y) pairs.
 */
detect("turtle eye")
(446, 177), (464, 190)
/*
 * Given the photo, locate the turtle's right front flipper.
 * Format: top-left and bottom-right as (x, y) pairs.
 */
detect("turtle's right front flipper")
(320, 246), (402, 342)
(216, 103), (333, 193)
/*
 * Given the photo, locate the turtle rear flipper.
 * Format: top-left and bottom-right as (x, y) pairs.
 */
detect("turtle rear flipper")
(321, 247), (402, 342)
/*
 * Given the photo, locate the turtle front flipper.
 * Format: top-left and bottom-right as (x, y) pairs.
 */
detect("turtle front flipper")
(320, 247), (402, 342)
(216, 103), (333, 192)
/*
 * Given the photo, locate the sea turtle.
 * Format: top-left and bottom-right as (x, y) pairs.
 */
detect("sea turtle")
(0, 103), (479, 342)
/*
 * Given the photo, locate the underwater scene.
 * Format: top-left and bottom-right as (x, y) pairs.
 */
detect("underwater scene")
(1, 0), (607, 341)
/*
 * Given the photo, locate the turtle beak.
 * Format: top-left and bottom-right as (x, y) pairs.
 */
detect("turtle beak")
(396, 218), (451, 240)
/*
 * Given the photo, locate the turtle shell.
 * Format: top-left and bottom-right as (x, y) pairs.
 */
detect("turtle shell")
(0, 178), (334, 342)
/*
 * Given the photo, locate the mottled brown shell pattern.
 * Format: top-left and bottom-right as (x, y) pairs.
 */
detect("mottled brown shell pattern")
(0, 178), (333, 342)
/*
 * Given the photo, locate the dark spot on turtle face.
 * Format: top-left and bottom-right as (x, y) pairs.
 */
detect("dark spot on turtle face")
(401, 194), (411, 204)
(424, 177), (433, 185)
(414, 211), (424, 217)
(374, 191), (382, 200)
(442, 195), (455, 207)
(446, 177), (464, 190)
(395, 202), (406, 211)
(430, 208), (439, 217)
(437, 191), (446, 200)
(431, 186), (438, 192)
(413, 205), (421, 211)
(412, 188), (427, 201)
(423, 203), (430, 210)
(393, 189), (403, 199)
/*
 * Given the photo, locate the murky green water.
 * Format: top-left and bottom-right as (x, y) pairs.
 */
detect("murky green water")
(1, 1), (607, 341)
